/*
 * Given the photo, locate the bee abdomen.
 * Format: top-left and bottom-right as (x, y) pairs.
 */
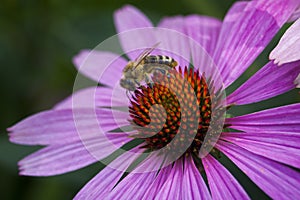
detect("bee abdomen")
(145, 55), (177, 68)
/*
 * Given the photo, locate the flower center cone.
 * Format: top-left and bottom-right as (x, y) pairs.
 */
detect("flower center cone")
(129, 66), (225, 158)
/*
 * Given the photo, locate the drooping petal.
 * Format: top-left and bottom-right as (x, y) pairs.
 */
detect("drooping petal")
(182, 156), (211, 200)
(217, 140), (300, 200)
(227, 61), (300, 105)
(226, 103), (300, 133)
(114, 5), (158, 61)
(213, 0), (299, 87)
(106, 152), (165, 200)
(142, 157), (211, 200)
(202, 154), (250, 200)
(54, 87), (98, 109)
(157, 16), (190, 67)
(154, 158), (183, 200)
(73, 49), (128, 86)
(94, 85), (130, 108)
(141, 165), (173, 200)
(8, 108), (130, 145)
(270, 18), (300, 65)
(54, 87), (129, 110)
(18, 135), (128, 176)
(75, 167), (122, 200)
(74, 147), (144, 200)
(108, 170), (157, 200)
(221, 131), (300, 168)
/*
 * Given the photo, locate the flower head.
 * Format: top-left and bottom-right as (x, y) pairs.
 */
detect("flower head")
(8, 1), (300, 199)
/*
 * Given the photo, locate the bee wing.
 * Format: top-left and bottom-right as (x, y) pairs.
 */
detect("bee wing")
(133, 42), (160, 69)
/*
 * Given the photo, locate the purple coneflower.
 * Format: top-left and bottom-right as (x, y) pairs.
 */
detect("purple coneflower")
(8, 1), (300, 199)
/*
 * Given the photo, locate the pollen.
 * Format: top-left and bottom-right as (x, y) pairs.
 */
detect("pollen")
(128, 66), (219, 156)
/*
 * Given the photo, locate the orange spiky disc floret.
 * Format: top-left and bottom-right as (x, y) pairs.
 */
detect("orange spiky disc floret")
(129, 66), (213, 155)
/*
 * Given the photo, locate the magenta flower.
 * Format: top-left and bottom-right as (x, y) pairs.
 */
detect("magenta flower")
(8, 1), (300, 199)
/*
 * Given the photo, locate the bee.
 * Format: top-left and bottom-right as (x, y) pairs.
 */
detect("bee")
(120, 43), (178, 93)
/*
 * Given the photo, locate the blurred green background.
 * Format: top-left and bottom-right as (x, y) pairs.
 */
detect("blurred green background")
(1, 0), (299, 199)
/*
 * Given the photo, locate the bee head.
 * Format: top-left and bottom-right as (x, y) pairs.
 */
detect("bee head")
(120, 78), (136, 91)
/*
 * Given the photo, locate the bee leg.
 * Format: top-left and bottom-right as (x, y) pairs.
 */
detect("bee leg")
(126, 90), (135, 98)
(126, 90), (131, 99)
(145, 75), (150, 83)
(134, 80), (142, 89)
(145, 74), (154, 88)
(154, 68), (171, 78)
(130, 91), (135, 97)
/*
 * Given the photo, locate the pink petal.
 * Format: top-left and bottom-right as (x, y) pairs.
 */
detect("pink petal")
(75, 167), (123, 199)
(213, 0), (299, 87)
(217, 140), (300, 200)
(54, 87), (98, 109)
(106, 153), (164, 200)
(73, 49), (127, 87)
(221, 131), (300, 168)
(18, 135), (128, 176)
(155, 159), (183, 200)
(288, 6), (300, 22)
(141, 165), (173, 199)
(114, 5), (152, 32)
(157, 16), (190, 67)
(74, 147), (144, 199)
(143, 156), (211, 200)
(295, 73), (300, 88)
(202, 154), (250, 200)
(270, 18), (300, 65)
(184, 15), (221, 56)
(185, 15), (222, 80)
(54, 87), (129, 109)
(226, 103), (300, 133)
(182, 156), (211, 200)
(108, 171), (156, 200)
(8, 108), (130, 145)
(94, 85), (130, 108)
(227, 61), (300, 105)
(113, 5), (158, 61)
